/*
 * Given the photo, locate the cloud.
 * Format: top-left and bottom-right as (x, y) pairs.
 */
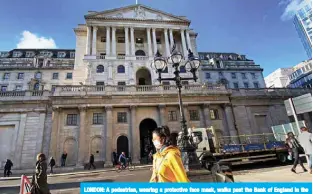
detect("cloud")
(17, 31), (57, 49)
(280, 0), (304, 21)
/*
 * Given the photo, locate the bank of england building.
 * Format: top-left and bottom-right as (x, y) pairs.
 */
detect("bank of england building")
(0, 4), (308, 169)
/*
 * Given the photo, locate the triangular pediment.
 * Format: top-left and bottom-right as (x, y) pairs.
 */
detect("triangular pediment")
(85, 4), (190, 23)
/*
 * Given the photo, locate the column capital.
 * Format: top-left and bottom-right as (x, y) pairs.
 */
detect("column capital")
(124, 27), (129, 31)
(78, 106), (87, 112)
(52, 107), (60, 112)
(112, 27), (116, 31)
(158, 104), (166, 109)
(130, 27), (134, 31)
(152, 28), (156, 32)
(130, 105), (137, 110)
(93, 26), (98, 31)
(202, 103), (210, 108)
(105, 106), (113, 111)
(164, 28), (169, 32)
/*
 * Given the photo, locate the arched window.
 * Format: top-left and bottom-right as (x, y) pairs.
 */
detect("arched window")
(97, 65), (104, 73)
(180, 66), (186, 73)
(135, 50), (146, 56)
(117, 65), (125, 73)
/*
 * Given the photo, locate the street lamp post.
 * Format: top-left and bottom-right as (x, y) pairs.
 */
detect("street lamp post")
(152, 45), (201, 170)
(152, 45), (234, 182)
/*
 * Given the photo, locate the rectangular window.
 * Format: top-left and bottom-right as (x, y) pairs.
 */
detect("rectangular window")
(117, 82), (126, 91)
(253, 82), (259, 88)
(242, 73), (247, 79)
(156, 38), (161, 44)
(117, 112), (127, 123)
(96, 82), (105, 91)
(231, 73), (237, 79)
(101, 37), (106, 42)
(216, 61), (221, 68)
(251, 73), (256, 79)
(35, 72), (42, 79)
(3, 73), (10, 80)
(52, 73), (59, 80)
(93, 113), (104, 125)
(51, 85), (56, 92)
(66, 73), (73, 79)
(244, 82), (249, 88)
(233, 82), (239, 89)
(136, 37), (144, 44)
(70, 52), (75, 58)
(168, 111), (177, 121)
(118, 37), (125, 43)
(15, 85), (22, 91)
(66, 114), (78, 126)
(26, 52), (33, 58)
(206, 73), (211, 79)
(162, 81), (170, 90)
(1, 86), (8, 92)
(210, 109), (219, 120)
(18, 73), (24, 80)
(189, 110), (200, 121)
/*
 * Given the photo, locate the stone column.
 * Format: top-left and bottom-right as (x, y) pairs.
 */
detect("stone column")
(203, 104), (212, 127)
(130, 27), (135, 56)
(146, 28), (152, 57)
(129, 62), (135, 85)
(180, 29), (188, 58)
(186, 30), (192, 51)
(102, 107), (107, 162)
(16, 113), (27, 169)
(35, 112), (46, 155)
(106, 26), (111, 56)
(224, 105), (239, 144)
(158, 104), (166, 126)
(169, 29), (174, 49)
(129, 106), (136, 160)
(105, 106), (113, 165)
(164, 29), (170, 57)
(152, 28), (157, 56)
(78, 106), (87, 165)
(86, 26), (92, 55)
(111, 27), (116, 56)
(125, 27), (129, 56)
(92, 26), (98, 56)
(49, 108), (60, 165)
(108, 63), (113, 84)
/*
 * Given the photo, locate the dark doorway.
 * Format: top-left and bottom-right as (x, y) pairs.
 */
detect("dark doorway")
(135, 50), (146, 56)
(139, 118), (157, 163)
(136, 68), (151, 85)
(139, 78), (146, 85)
(170, 132), (179, 146)
(116, 136), (129, 158)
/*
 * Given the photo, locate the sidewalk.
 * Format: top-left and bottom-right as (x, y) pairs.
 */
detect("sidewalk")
(0, 164), (152, 181)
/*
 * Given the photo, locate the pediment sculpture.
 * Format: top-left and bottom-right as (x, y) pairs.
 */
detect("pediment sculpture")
(134, 6), (146, 19)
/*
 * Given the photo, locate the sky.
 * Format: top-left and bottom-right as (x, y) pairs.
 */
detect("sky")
(0, 0), (309, 76)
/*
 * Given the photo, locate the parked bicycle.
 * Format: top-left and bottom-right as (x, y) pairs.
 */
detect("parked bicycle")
(115, 157), (135, 172)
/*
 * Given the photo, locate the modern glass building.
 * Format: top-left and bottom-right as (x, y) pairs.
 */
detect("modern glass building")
(294, 0), (312, 59)
(288, 59), (312, 89)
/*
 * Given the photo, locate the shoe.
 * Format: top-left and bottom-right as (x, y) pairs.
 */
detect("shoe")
(303, 169), (308, 172)
(291, 168), (296, 173)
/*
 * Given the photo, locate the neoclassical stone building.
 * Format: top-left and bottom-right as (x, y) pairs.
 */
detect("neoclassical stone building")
(0, 4), (310, 169)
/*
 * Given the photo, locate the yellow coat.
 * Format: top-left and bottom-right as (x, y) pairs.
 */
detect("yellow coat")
(150, 146), (190, 182)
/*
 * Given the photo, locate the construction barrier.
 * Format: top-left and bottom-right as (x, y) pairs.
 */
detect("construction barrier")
(19, 175), (31, 194)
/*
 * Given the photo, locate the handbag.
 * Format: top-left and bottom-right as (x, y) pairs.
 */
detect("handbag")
(30, 174), (42, 194)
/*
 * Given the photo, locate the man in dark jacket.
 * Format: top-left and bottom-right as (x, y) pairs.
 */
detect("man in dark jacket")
(61, 152), (67, 167)
(112, 150), (117, 166)
(34, 153), (50, 194)
(4, 159), (13, 177)
(48, 157), (56, 174)
(88, 154), (96, 170)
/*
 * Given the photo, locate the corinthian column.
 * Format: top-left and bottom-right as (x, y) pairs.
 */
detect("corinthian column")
(106, 27), (111, 56)
(130, 27), (135, 56)
(164, 29), (170, 57)
(152, 28), (157, 55)
(92, 26), (98, 56)
(180, 29), (188, 58)
(86, 26), (91, 55)
(125, 27), (129, 56)
(111, 27), (116, 56)
(186, 30), (192, 51)
(146, 28), (152, 57)
(105, 106), (113, 165)
(169, 29), (174, 49)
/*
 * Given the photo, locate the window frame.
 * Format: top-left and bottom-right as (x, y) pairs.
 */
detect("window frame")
(241, 73), (247, 79)
(189, 109), (200, 121)
(210, 109), (219, 120)
(66, 72), (73, 80)
(251, 72), (256, 79)
(3, 73), (10, 80)
(168, 110), (178, 121)
(244, 82), (249, 88)
(233, 82), (239, 89)
(118, 37), (125, 43)
(15, 85), (22, 91)
(253, 82), (259, 88)
(96, 65), (105, 73)
(231, 72), (237, 79)
(205, 72), (211, 79)
(117, 112), (127, 123)
(135, 37), (144, 44)
(18, 73), (24, 80)
(34, 72), (42, 79)
(93, 113), (104, 125)
(66, 114), (78, 126)
(117, 65), (125, 73)
(52, 72), (59, 80)
(100, 37), (106, 42)
(1, 85), (8, 92)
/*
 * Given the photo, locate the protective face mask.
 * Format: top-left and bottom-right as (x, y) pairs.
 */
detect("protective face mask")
(153, 140), (162, 150)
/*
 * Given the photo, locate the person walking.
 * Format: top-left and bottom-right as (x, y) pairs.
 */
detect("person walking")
(48, 157), (56, 174)
(298, 127), (312, 174)
(31, 153), (50, 194)
(88, 154), (96, 170)
(119, 152), (127, 168)
(61, 152), (67, 167)
(150, 126), (189, 182)
(4, 159), (13, 177)
(286, 132), (307, 173)
(112, 150), (117, 166)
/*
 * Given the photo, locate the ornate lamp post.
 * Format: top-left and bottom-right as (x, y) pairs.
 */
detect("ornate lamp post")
(152, 45), (233, 182)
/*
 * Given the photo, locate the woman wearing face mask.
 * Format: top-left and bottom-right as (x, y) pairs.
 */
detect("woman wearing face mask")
(150, 126), (190, 182)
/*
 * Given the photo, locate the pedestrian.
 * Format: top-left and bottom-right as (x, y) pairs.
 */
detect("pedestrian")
(119, 152), (127, 168)
(31, 153), (50, 194)
(286, 132), (307, 173)
(112, 150), (117, 166)
(61, 151), (67, 167)
(4, 159), (13, 177)
(150, 126), (189, 182)
(298, 127), (312, 174)
(48, 157), (56, 174)
(88, 154), (96, 170)
(148, 150), (153, 164)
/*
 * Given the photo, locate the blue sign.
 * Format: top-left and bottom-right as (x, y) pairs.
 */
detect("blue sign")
(223, 145), (242, 152)
(244, 143), (265, 151)
(80, 183), (312, 194)
(266, 141), (286, 149)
